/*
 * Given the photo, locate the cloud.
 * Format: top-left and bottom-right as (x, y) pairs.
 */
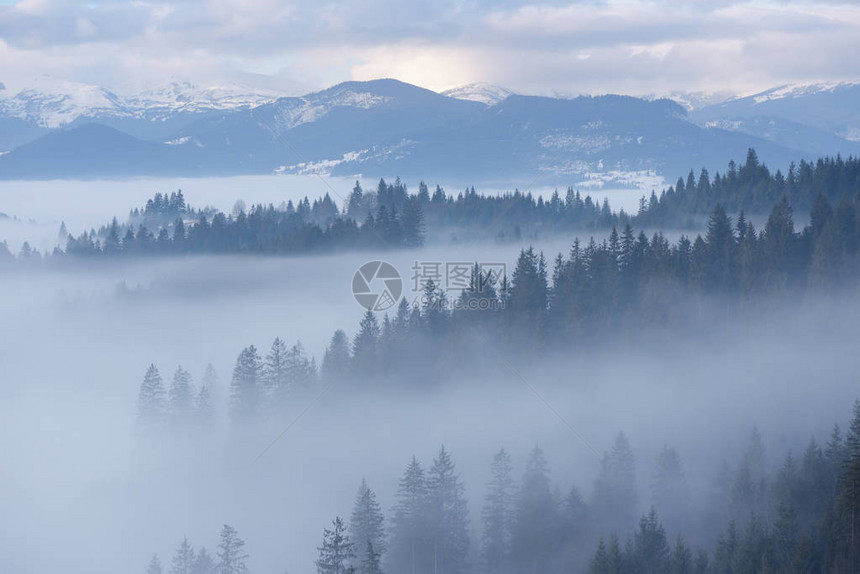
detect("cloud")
(0, 0), (858, 96)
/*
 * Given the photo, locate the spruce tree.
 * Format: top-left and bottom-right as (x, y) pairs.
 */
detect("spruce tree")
(360, 541), (383, 574)
(352, 311), (380, 374)
(388, 457), (430, 574)
(591, 433), (638, 536)
(138, 364), (167, 429)
(263, 337), (289, 397)
(192, 547), (215, 574)
(169, 366), (194, 431)
(230, 346), (262, 425)
(216, 524), (249, 574)
(512, 446), (556, 574)
(427, 446), (470, 574)
(589, 540), (610, 574)
(170, 538), (196, 574)
(322, 330), (351, 381)
(196, 385), (214, 428)
(481, 448), (514, 574)
(631, 508), (670, 574)
(651, 446), (691, 537)
(349, 479), (387, 562)
(146, 554), (164, 574)
(316, 516), (355, 574)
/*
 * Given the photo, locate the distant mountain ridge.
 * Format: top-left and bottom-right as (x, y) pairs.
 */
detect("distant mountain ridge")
(0, 78), (858, 185)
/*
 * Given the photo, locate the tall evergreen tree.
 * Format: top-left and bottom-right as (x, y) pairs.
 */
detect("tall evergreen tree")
(427, 446), (470, 574)
(352, 311), (380, 374)
(316, 517), (355, 574)
(146, 554), (164, 574)
(138, 364), (167, 429)
(263, 337), (290, 396)
(512, 446), (556, 574)
(168, 366), (194, 430)
(322, 330), (352, 381)
(170, 538), (196, 574)
(388, 457), (430, 574)
(591, 433), (638, 536)
(481, 448), (514, 574)
(216, 524), (249, 574)
(651, 446), (691, 537)
(350, 479), (387, 563)
(361, 542), (383, 574)
(631, 508), (670, 574)
(229, 346), (262, 425)
(192, 547), (215, 574)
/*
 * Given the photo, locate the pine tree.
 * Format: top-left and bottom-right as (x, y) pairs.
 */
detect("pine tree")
(388, 457), (430, 574)
(193, 547), (216, 574)
(201, 364), (221, 411)
(322, 330), (351, 381)
(427, 446), (470, 574)
(481, 448), (514, 573)
(170, 538), (196, 574)
(352, 311), (380, 374)
(841, 399), (860, 564)
(421, 279), (448, 336)
(589, 539), (610, 574)
(230, 346), (261, 425)
(169, 366), (194, 431)
(146, 554), (164, 574)
(350, 479), (387, 562)
(360, 541), (383, 574)
(772, 502), (799, 572)
(263, 337), (290, 396)
(591, 433), (638, 536)
(512, 446), (556, 574)
(285, 341), (315, 391)
(401, 196), (426, 247)
(631, 507), (670, 574)
(606, 534), (625, 574)
(651, 446), (691, 536)
(217, 524), (249, 574)
(316, 517), (355, 574)
(138, 364), (167, 429)
(196, 385), (214, 428)
(669, 536), (692, 574)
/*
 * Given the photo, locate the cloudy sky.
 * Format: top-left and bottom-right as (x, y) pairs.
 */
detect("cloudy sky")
(0, 0), (859, 97)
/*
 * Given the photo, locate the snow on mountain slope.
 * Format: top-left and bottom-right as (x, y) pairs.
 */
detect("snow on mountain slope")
(442, 83), (513, 106)
(747, 81), (860, 104)
(0, 78), (283, 128)
(269, 86), (392, 133)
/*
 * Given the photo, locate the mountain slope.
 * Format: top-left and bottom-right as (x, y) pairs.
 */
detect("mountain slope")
(0, 123), (229, 179)
(0, 79), (853, 184)
(691, 81), (860, 142)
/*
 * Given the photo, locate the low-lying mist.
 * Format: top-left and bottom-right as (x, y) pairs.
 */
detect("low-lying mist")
(2, 242), (858, 574)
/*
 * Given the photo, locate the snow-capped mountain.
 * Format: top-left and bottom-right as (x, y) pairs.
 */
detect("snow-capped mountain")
(442, 83), (513, 106)
(744, 81), (860, 104)
(0, 78), (283, 128)
(1, 78), (859, 183)
(690, 80), (860, 142)
(648, 90), (735, 112)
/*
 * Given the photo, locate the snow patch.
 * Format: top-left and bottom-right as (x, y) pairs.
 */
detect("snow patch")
(746, 81), (860, 104)
(165, 136), (192, 146)
(442, 83), (513, 106)
(0, 78), (283, 128)
(269, 91), (391, 134)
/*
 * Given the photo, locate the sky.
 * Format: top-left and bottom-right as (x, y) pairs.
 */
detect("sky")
(0, 0), (859, 98)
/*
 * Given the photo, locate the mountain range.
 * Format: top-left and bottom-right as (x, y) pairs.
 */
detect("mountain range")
(0, 78), (858, 186)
